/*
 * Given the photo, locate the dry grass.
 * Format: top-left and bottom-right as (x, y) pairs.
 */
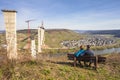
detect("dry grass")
(0, 49), (120, 80)
(105, 53), (120, 75)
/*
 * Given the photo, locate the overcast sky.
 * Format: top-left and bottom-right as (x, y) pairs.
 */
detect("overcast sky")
(0, 0), (120, 30)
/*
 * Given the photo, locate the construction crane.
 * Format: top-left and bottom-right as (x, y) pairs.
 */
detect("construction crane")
(25, 19), (35, 49)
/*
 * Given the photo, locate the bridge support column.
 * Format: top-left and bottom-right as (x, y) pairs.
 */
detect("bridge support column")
(38, 22), (45, 53)
(2, 10), (17, 60)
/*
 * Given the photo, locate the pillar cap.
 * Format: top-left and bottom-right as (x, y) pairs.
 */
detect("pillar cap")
(1, 9), (17, 13)
(40, 27), (45, 29)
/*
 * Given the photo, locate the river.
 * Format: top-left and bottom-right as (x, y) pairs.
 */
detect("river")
(47, 47), (120, 57)
(93, 47), (120, 55)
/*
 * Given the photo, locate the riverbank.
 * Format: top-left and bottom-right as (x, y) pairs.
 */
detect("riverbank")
(41, 43), (120, 54)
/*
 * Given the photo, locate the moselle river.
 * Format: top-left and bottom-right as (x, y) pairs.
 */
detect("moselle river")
(46, 47), (120, 57)
(93, 47), (120, 55)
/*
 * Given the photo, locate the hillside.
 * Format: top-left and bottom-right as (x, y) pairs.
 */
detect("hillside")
(0, 48), (120, 80)
(1, 29), (120, 51)
(0, 29), (120, 79)
(17, 29), (86, 48)
(45, 29), (85, 48)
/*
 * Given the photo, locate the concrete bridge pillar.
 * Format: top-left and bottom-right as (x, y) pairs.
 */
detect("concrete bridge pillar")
(38, 22), (45, 53)
(2, 10), (17, 60)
